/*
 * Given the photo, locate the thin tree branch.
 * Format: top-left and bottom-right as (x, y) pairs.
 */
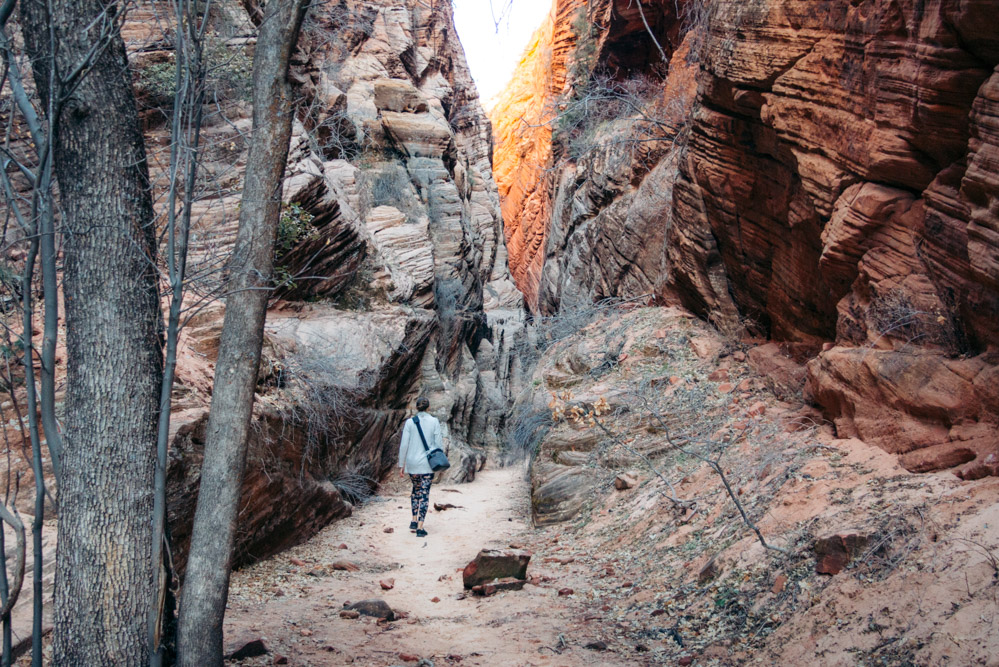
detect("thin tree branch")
(630, 0), (668, 64)
(0, 503), (25, 619)
(629, 391), (788, 554)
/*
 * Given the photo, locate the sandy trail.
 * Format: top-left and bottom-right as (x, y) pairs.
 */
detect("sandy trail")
(224, 467), (622, 666)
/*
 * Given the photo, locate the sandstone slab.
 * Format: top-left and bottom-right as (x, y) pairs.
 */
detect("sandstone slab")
(462, 549), (532, 589)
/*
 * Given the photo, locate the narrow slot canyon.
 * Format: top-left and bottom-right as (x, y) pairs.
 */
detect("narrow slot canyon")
(1, 0), (998, 665)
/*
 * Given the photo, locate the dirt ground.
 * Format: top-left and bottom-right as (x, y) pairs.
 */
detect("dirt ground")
(223, 467), (632, 667)
(220, 306), (999, 667)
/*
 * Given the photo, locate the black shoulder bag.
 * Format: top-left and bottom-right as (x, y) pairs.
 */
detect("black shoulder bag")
(413, 416), (450, 472)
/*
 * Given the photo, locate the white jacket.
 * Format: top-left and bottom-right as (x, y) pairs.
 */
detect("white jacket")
(398, 412), (443, 475)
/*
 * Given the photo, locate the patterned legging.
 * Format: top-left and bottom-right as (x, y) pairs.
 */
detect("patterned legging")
(410, 473), (433, 522)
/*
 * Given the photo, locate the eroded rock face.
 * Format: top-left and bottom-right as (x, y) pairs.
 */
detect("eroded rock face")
(491, 0), (691, 312)
(120, 0), (528, 569)
(491, 0), (999, 475)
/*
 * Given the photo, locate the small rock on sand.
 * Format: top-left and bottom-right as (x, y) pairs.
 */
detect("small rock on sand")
(332, 560), (360, 572)
(224, 635), (269, 660)
(614, 474), (638, 490)
(345, 599), (395, 620)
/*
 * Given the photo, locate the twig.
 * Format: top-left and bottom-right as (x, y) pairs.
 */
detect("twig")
(586, 413), (693, 510)
(0, 503), (25, 619)
(623, 391), (788, 554)
(630, 0), (669, 64)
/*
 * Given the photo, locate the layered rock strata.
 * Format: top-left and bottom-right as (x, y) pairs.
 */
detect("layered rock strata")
(491, 0), (999, 476)
(135, 0), (526, 568)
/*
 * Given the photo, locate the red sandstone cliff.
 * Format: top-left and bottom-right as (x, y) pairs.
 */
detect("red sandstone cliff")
(491, 0), (999, 476)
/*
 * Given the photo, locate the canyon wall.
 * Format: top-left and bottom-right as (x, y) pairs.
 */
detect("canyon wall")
(131, 0), (525, 568)
(491, 0), (999, 476)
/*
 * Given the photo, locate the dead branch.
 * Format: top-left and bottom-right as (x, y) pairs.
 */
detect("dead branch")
(584, 410), (693, 510)
(0, 502), (25, 619)
(630, 392), (789, 555)
(630, 0), (668, 64)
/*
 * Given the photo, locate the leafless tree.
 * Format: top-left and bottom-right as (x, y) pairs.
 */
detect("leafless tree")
(146, 2), (218, 664)
(0, 4), (61, 657)
(2, 0), (128, 663)
(176, 1), (310, 664)
(15, 0), (166, 664)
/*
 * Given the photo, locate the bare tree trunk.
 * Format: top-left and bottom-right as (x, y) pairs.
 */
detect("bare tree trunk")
(175, 1), (308, 665)
(149, 4), (210, 664)
(2, 12), (60, 662)
(21, 226), (45, 667)
(19, 1), (164, 664)
(0, 526), (10, 667)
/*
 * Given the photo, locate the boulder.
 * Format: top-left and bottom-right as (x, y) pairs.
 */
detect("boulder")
(690, 336), (724, 360)
(708, 368), (730, 382)
(472, 583), (497, 597)
(380, 111), (453, 159)
(807, 347), (999, 477)
(224, 635), (269, 660)
(462, 549), (532, 589)
(373, 79), (428, 113)
(748, 344), (807, 400)
(332, 560), (360, 572)
(345, 599), (395, 620)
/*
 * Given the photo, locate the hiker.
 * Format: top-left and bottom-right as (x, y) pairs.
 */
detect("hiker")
(398, 396), (443, 537)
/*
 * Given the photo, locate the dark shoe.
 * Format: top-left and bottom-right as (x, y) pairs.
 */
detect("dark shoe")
(409, 522), (418, 531)
(416, 528), (427, 538)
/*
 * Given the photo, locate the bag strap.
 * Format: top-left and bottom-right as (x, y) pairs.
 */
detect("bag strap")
(412, 415), (431, 452)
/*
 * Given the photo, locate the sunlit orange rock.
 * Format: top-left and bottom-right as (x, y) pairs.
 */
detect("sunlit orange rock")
(491, 0), (999, 474)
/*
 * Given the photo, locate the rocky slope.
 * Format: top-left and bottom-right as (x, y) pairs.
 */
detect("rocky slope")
(516, 304), (999, 665)
(490, 0), (999, 477)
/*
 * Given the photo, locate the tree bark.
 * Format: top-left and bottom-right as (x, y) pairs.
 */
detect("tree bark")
(19, 2), (163, 665)
(175, 1), (308, 665)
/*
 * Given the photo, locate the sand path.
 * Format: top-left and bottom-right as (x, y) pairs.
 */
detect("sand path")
(224, 467), (624, 666)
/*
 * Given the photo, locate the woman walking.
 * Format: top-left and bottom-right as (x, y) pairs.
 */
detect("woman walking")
(398, 396), (443, 537)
